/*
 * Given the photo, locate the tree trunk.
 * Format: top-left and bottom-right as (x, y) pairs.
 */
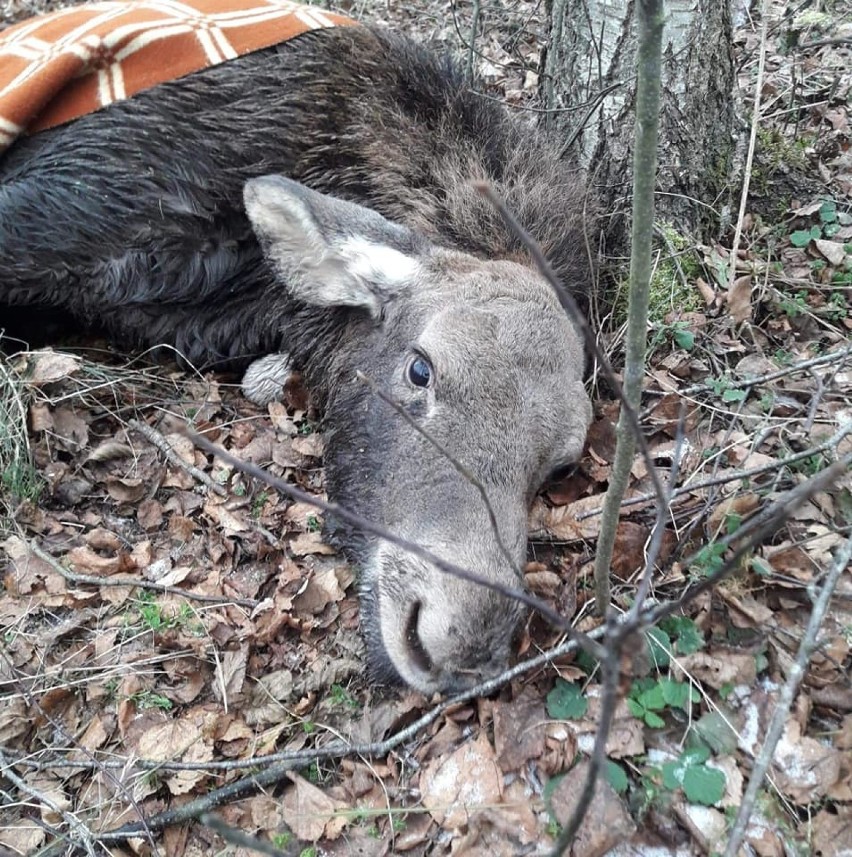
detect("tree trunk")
(543, 0), (736, 251)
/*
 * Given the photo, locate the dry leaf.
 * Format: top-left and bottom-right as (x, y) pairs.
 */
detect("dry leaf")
(20, 350), (81, 385)
(420, 732), (502, 829)
(727, 274), (753, 323)
(280, 773), (348, 841)
(550, 759), (636, 856)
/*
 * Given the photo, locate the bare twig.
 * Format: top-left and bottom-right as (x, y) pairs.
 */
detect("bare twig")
(466, 0), (481, 82)
(727, 0), (768, 295)
(0, 749), (98, 857)
(28, 540), (258, 609)
(201, 813), (300, 857)
(643, 452), (852, 627)
(724, 532), (852, 856)
(1, 633), (590, 778)
(574, 419), (852, 521)
(642, 344), (852, 406)
(631, 405), (687, 613)
(591, 0), (664, 613)
(129, 417), (227, 496)
(551, 619), (621, 856)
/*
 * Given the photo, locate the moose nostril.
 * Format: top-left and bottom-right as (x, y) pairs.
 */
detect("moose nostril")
(404, 601), (434, 674)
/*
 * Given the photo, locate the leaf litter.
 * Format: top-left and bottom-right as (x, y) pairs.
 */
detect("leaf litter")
(1, 0), (852, 855)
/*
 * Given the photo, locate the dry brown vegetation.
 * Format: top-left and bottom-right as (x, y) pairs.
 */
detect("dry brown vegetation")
(1, 1), (851, 855)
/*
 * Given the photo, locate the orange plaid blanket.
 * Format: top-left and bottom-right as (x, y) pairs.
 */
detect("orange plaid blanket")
(0, 0), (354, 152)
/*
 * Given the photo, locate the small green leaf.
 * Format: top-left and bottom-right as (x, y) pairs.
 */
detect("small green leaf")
(682, 764), (726, 805)
(824, 222), (841, 238)
(819, 200), (837, 224)
(645, 627), (672, 668)
(627, 698), (645, 720)
(681, 746), (711, 766)
(644, 710), (666, 729)
(639, 684), (667, 711)
(673, 328), (695, 350)
(542, 772), (566, 822)
(660, 679), (695, 713)
(721, 388), (747, 403)
(661, 616), (704, 655)
(750, 556), (772, 577)
(790, 229), (813, 247)
(662, 760), (685, 790)
(547, 679), (588, 720)
(606, 761), (629, 794)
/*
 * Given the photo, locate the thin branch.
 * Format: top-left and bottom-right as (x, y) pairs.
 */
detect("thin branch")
(642, 343), (852, 407)
(550, 620), (621, 856)
(129, 417), (226, 496)
(0, 633), (587, 777)
(0, 750), (97, 857)
(28, 540), (258, 609)
(643, 452), (852, 627)
(724, 532), (852, 856)
(727, 0), (768, 295)
(574, 419), (852, 521)
(631, 405), (687, 613)
(466, 0), (481, 83)
(591, 0), (664, 613)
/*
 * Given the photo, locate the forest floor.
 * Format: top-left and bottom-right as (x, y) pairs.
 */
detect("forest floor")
(1, 1), (851, 856)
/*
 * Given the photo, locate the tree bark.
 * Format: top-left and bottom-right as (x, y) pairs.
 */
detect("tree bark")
(543, 0), (735, 250)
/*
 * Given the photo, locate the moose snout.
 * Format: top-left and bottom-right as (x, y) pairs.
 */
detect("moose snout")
(364, 545), (527, 694)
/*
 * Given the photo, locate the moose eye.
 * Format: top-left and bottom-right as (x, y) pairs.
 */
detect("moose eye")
(406, 355), (433, 388)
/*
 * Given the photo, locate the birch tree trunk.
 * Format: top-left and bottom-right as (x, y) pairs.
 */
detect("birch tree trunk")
(543, 0), (736, 250)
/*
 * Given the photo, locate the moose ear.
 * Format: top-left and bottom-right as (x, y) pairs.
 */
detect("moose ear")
(244, 175), (422, 317)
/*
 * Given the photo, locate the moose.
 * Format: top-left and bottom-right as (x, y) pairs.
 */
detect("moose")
(0, 1), (594, 694)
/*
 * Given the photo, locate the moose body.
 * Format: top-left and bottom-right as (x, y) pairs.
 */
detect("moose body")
(0, 13), (594, 693)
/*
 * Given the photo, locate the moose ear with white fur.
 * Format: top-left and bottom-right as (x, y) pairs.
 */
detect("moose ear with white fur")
(243, 175), (422, 317)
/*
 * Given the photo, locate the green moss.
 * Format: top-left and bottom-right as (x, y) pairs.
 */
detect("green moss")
(752, 127), (811, 200)
(610, 223), (703, 328)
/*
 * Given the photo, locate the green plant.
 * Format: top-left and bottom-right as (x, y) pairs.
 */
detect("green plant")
(137, 592), (169, 632)
(658, 616), (704, 655)
(691, 541), (727, 577)
(306, 514), (321, 533)
(661, 747), (726, 806)
(130, 690), (173, 711)
(251, 489), (269, 519)
(706, 375), (747, 404)
(628, 677), (700, 727)
(790, 200), (842, 246)
(826, 291), (849, 322)
(271, 832), (293, 849)
(1, 459), (44, 504)
(778, 289), (809, 318)
(329, 683), (359, 711)
(546, 679), (588, 720)
(792, 452), (826, 476)
(135, 593), (201, 634)
(606, 761), (629, 794)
